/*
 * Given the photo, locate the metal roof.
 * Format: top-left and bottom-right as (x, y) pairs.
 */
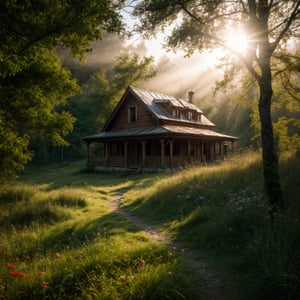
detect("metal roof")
(130, 87), (215, 127)
(82, 125), (237, 141)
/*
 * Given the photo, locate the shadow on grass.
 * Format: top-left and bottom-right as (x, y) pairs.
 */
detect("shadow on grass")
(36, 211), (145, 254)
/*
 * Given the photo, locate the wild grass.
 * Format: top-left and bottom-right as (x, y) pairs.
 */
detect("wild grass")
(1, 151), (299, 299)
(0, 163), (203, 300)
(122, 150), (300, 299)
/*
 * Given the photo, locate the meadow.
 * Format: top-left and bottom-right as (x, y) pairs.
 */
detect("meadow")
(0, 150), (299, 299)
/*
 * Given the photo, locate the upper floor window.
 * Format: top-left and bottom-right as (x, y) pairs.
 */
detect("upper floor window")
(197, 113), (202, 122)
(187, 111), (193, 120)
(172, 108), (180, 118)
(128, 107), (138, 123)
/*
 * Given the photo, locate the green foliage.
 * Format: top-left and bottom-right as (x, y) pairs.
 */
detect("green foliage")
(0, 0), (125, 181)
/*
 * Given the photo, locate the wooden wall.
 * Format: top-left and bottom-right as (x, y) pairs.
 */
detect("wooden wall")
(107, 94), (159, 131)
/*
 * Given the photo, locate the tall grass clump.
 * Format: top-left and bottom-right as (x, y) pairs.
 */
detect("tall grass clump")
(243, 219), (300, 300)
(52, 188), (88, 208)
(0, 185), (36, 204)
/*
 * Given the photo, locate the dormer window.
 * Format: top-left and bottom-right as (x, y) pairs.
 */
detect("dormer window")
(128, 106), (138, 123)
(197, 113), (202, 122)
(172, 108), (180, 118)
(187, 111), (193, 120)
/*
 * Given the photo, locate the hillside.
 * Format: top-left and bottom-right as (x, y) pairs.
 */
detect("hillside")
(0, 150), (299, 299)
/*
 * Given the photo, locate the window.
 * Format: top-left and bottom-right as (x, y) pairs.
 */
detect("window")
(128, 107), (137, 123)
(172, 108), (180, 118)
(197, 114), (202, 122)
(187, 111), (193, 120)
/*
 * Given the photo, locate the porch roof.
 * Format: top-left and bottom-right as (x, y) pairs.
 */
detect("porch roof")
(82, 125), (237, 142)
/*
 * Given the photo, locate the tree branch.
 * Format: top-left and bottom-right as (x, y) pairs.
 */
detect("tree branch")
(270, 2), (300, 53)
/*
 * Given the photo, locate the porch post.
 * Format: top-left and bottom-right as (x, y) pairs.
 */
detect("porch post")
(169, 140), (174, 167)
(124, 141), (128, 168)
(201, 142), (205, 162)
(160, 139), (165, 167)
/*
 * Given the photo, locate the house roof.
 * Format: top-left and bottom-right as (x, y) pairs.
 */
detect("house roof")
(82, 125), (237, 142)
(129, 86), (215, 127)
(82, 86), (238, 143)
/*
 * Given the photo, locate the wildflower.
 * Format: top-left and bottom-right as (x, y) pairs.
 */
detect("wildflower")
(23, 225), (28, 231)
(8, 263), (15, 269)
(10, 271), (26, 278)
(119, 275), (126, 282)
(40, 281), (47, 289)
(38, 271), (45, 276)
(25, 255), (31, 260)
(55, 252), (61, 258)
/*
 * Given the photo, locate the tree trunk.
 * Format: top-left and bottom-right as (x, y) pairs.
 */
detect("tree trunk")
(255, 1), (283, 219)
(258, 57), (283, 219)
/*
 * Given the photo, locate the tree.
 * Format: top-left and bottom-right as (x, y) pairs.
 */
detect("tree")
(0, 0), (124, 181)
(65, 53), (156, 159)
(133, 0), (300, 219)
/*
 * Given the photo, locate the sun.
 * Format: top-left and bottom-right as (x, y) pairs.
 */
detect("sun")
(223, 30), (250, 55)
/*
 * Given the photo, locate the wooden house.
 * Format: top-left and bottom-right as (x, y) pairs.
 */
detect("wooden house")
(81, 86), (237, 172)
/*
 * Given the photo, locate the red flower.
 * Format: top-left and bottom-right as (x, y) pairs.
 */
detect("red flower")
(25, 255), (31, 260)
(40, 281), (47, 289)
(38, 271), (45, 276)
(10, 271), (26, 278)
(8, 263), (15, 269)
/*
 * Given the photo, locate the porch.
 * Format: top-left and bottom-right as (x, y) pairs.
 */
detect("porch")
(84, 138), (229, 172)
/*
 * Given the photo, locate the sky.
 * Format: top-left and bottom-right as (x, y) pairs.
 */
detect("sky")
(120, 5), (232, 100)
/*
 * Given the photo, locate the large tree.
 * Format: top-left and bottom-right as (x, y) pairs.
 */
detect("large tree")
(133, 0), (300, 218)
(0, 0), (124, 181)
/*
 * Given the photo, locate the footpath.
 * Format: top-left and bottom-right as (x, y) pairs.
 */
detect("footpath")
(109, 193), (236, 300)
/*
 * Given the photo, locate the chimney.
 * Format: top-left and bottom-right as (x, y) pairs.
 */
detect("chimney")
(188, 90), (195, 103)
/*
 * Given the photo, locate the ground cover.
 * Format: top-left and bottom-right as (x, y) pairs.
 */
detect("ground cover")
(122, 151), (300, 300)
(0, 161), (204, 299)
(1, 151), (299, 299)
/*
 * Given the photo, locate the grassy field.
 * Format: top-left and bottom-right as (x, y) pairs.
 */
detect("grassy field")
(0, 150), (299, 299)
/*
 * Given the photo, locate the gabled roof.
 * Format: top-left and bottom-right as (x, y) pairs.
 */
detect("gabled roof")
(130, 86), (215, 127)
(102, 86), (215, 131)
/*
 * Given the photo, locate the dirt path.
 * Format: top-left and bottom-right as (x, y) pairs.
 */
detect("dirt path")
(109, 193), (235, 300)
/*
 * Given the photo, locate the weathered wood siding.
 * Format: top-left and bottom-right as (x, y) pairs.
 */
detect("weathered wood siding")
(107, 94), (159, 131)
